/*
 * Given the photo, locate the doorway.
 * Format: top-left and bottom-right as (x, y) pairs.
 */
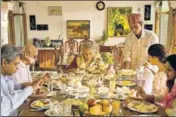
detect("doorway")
(8, 11), (27, 47)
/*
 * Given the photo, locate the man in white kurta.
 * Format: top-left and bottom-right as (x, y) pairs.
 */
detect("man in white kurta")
(12, 43), (38, 83)
(123, 13), (159, 69)
(123, 13), (159, 94)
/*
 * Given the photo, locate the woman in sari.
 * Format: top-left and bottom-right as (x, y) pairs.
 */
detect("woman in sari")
(76, 43), (95, 69)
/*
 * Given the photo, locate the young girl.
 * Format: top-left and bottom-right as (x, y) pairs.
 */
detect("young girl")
(148, 44), (168, 97)
(137, 44), (168, 95)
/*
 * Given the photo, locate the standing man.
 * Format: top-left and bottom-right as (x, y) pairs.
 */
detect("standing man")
(1, 44), (43, 116)
(123, 13), (159, 69)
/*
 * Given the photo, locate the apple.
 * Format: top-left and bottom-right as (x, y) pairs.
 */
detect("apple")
(87, 98), (97, 107)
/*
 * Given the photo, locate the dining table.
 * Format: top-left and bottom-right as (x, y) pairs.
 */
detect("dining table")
(19, 69), (168, 117)
(19, 99), (167, 116)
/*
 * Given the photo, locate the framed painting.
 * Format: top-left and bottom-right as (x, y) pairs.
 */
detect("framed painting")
(48, 6), (62, 15)
(144, 5), (151, 20)
(29, 15), (36, 30)
(107, 7), (132, 37)
(144, 24), (153, 31)
(67, 20), (90, 39)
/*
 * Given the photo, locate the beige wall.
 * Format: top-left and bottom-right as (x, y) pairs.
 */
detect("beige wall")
(21, 1), (156, 47)
(171, 1), (176, 8)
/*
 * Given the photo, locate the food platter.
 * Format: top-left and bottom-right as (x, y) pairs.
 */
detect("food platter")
(31, 99), (59, 110)
(116, 80), (136, 87)
(45, 108), (73, 116)
(127, 100), (158, 113)
(115, 87), (131, 100)
(119, 69), (137, 76)
(97, 87), (109, 98)
(66, 86), (89, 98)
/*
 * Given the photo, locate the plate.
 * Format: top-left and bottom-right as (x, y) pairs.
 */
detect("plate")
(31, 72), (45, 78)
(30, 87), (48, 98)
(66, 86), (89, 98)
(120, 69), (137, 76)
(31, 99), (59, 109)
(61, 99), (83, 105)
(127, 100), (158, 114)
(138, 114), (160, 116)
(45, 108), (73, 116)
(114, 94), (127, 100)
(53, 83), (60, 90)
(117, 80), (136, 87)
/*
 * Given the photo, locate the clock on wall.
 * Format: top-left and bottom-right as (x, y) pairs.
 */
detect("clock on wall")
(96, 1), (105, 11)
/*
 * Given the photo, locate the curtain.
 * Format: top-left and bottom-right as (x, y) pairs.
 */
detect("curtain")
(168, 8), (176, 54)
(171, 9), (176, 54)
(167, 7), (173, 53)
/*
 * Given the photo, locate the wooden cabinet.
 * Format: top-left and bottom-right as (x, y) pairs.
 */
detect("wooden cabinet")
(37, 48), (61, 70)
(99, 45), (114, 53)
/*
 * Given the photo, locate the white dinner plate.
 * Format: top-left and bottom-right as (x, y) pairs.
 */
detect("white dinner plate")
(31, 98), (58, 110)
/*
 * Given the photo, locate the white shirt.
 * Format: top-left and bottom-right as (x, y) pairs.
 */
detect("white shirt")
(13, 61), (32, 83)
(136, 68), (154, 94)
(1, 75), (33, 116)
(123, 29), (159, 69)
(152, 72), (168, 96)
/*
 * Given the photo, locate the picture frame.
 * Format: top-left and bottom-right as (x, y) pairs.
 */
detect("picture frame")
(29, 15), (36, 30)
(37, 24), (48, 31)
(107, 7), (132, 37)
(144, 24), (153, 31)
(67, 20), (90, 39)
(144, 5), (151, 20)
(48, 6), (62, 15)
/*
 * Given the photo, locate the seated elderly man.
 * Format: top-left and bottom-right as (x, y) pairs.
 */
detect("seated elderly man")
(1, 44), (43, 116)
(12, 43), (49, 84)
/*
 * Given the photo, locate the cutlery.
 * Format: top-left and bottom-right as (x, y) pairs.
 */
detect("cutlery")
(30, 108), (45, 112)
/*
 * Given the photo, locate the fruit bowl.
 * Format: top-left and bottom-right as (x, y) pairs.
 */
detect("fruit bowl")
(85, 99), (113, 116)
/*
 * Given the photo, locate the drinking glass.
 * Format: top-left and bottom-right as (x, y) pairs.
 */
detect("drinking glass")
(112, 100), (123, 116)
(109, 80), (116, 92)
(62, 103), (72, 116)
(52, 104), (63, 116)
(48, 82), (53, 92)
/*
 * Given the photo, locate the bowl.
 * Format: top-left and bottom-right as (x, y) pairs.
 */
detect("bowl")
(99, 92), (109, 98)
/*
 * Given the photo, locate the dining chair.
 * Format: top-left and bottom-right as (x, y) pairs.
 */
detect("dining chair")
(65, 39), (79, 54)
(112, 45), (125, 67)
(79, 39), (93, 53)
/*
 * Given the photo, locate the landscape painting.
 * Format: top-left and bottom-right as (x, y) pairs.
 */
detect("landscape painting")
(67, 20), (90, 39)
(107, 7), (132, 37)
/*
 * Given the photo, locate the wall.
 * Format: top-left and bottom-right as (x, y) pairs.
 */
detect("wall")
(20, 1), (156, 47)
(171, 1), (176, 8)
